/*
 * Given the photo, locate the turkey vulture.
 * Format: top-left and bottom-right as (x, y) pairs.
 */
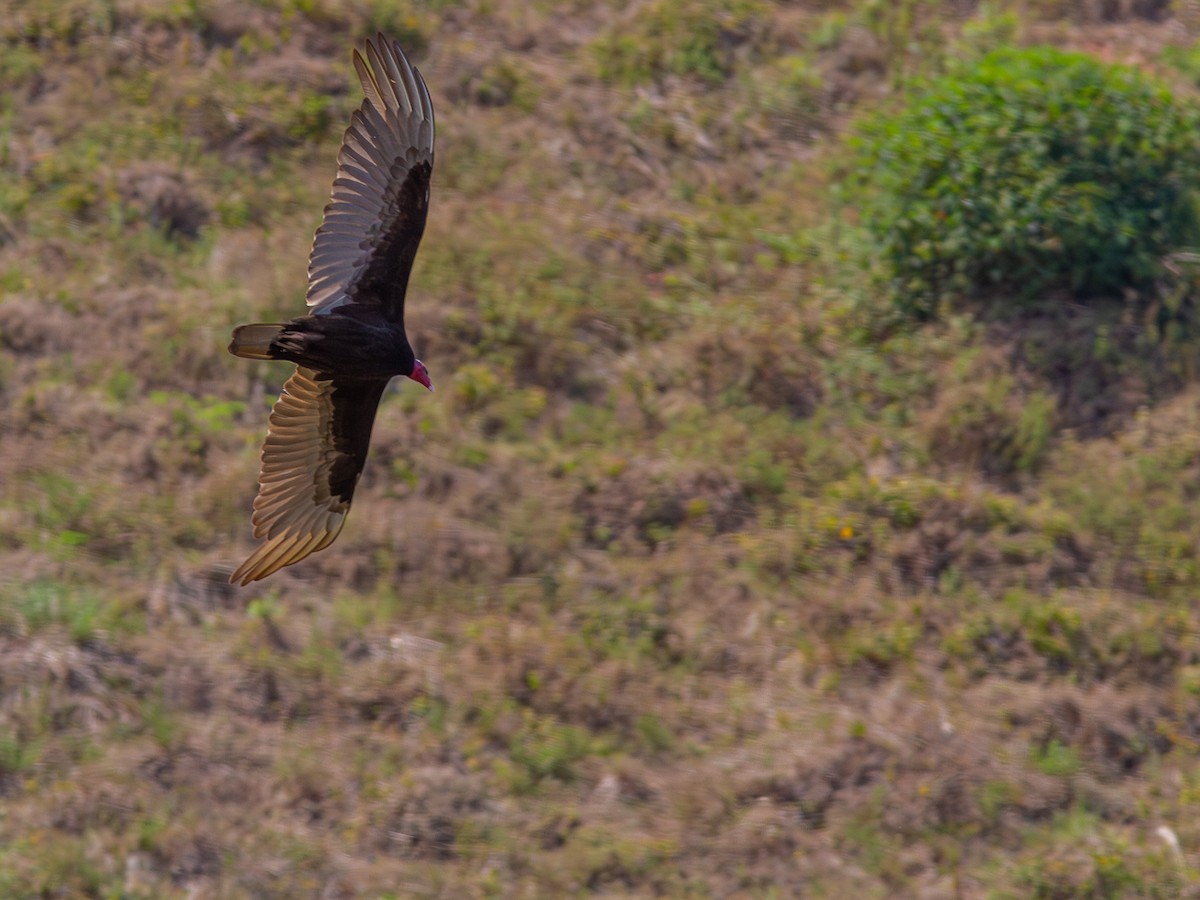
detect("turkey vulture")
(227, 34), (435, 585)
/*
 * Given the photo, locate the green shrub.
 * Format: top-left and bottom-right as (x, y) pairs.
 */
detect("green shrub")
(849, 47), (1200, 318)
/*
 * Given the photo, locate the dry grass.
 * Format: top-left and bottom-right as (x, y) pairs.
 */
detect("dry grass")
(3, 0), (1200, 895)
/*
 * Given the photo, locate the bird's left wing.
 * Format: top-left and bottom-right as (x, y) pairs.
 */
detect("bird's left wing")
(306, 34), (435, 323)
(230, 367), (387, 585)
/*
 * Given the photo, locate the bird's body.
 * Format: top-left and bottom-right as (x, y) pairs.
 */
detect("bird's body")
(228, 35), (435, 585)
(231, 310), (416, 379)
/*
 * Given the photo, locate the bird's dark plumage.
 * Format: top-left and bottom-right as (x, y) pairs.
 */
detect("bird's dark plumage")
(228, 35), (436, 585)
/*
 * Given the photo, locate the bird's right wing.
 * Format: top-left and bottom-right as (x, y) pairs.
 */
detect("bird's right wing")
(306, 34), (435, 323)
(230, 367), (387, 585)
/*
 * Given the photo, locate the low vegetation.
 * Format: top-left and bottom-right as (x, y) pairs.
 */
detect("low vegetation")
(850, 46), (1200, 318)
(3, 0), (1200, 895)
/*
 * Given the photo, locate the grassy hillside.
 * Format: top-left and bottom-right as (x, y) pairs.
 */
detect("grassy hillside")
(4, 0), (1200, 895)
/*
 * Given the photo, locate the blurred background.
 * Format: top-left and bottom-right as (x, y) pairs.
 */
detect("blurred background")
(4, 0), (1200, 894)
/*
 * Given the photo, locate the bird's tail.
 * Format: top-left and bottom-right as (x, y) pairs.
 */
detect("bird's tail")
(229, 323), (284, 360)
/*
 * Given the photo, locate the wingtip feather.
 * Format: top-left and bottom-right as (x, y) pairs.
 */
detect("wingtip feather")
(230, 518), (347, 585)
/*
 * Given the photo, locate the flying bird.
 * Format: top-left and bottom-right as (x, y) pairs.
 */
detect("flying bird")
(228, 34), (435, 585)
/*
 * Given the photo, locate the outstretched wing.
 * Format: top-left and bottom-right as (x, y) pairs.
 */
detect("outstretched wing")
(230, 368), (388, 585)
(306, 34), (435, 323)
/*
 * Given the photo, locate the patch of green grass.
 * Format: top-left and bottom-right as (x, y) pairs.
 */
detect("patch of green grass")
(547, 823), (678, 893)
(466, 57), (541, 112)
(0, 834), (106, 898)
(0, 580), (112, 644)
(837, 787), (908, 881)
(3, 0), (115, 43)
(1005, 807), (1184, 899)
(141, 695), (185, 752)
(501, 712), (598, 792)
(1162, 39), (1200, 87)
(1032, 739), (1081, 778)
(0, 733), (41, 779)
(636, 715), (676, 753)
(0, 42), (42, 84)
(592, 0), (765, 85)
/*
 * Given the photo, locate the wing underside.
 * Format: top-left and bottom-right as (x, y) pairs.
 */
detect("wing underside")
(231, 367), (387, 585)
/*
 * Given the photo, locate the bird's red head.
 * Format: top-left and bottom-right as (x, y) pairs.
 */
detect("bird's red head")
(409, 359), (433, 391)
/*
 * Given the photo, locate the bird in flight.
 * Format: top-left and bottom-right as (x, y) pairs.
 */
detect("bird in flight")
(228, 34), (435, 585)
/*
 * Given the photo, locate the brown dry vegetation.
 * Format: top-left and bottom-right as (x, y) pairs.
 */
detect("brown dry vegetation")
(5, 0), (1200, 896)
